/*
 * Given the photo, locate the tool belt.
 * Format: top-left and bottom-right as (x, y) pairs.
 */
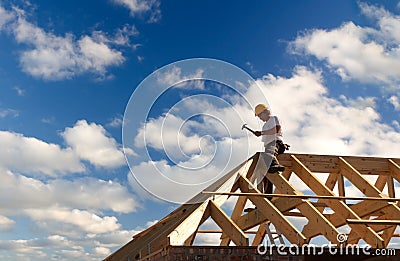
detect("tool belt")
(276, 140), (290, 154)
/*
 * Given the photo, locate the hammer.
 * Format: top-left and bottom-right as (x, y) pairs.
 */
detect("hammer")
(241, 124), (256, 135)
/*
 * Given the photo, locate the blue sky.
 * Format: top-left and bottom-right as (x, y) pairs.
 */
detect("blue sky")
(1, 0), (400, 260)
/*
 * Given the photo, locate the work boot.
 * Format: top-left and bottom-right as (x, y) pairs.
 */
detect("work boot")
(244, 207), (257, 213)
(268, 158), (285, 173)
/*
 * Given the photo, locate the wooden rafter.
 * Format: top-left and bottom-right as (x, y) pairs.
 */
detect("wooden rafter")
(105, 153), (400, 261)
(291, 155), (385, 247)
(266, 172), (340, 242)
(208, 200), (249, 246)
(238, 175), (307, 245)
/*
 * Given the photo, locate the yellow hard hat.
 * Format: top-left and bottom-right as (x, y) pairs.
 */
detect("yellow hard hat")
(254, 104), (269, 116)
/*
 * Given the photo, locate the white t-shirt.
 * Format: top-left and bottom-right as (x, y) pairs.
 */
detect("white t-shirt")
(262, 116), (283, 146)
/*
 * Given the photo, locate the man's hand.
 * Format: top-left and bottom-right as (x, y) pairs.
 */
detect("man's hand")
(254, 131), (261, 137)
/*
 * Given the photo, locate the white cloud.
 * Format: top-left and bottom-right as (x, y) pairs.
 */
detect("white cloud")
(134, 113), (204, 157)
(94, 246), (110, 256)
(0, 131), (84, 176)
(86, 225), (148, 247)
(253, 66), (400, 157)
(111, 24), (139, 46)
(389, 95), (400, 110)
(0, 169), (138, 213)
(77, 35), (124, 75)
(0, 215), (15, 231)
(62, 120), (126, 168)
(49, 178), (139, 213)
(112, 0), (161, 22)
(107, 114), (123, 128)
(0, 5), (13, 29)
(0, 119), (131, 176)
(290, 3), (400, 88)
(26, 208), (121, 234)
(13, 86), (25, 96)
(0, 4), (133, 80)
(340, 96), (376, 109)
(0, 108), (18, 118)
(0, 224), (153, 260)
(156, 66), (205, 89)
(0, 234), (93, 260)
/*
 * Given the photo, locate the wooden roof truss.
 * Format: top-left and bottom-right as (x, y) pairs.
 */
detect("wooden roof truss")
(105, 153), (400, 260)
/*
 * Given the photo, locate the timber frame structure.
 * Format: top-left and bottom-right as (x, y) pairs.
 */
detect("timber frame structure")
(105, 152), (400, 260)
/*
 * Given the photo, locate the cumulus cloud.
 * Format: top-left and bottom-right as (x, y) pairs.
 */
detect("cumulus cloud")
(0, 215), (15, 231)
(0, 131), (84, 176)
(62, 120), (126, 168)
(289, 3), (400, 88)
(49, 178), (139, 213)
(26, 208), (121, 234)
(0, 4), (141, 80)
(107, 114), (124, 128)
(0, 223), (154, 260)
(253, 66), (400, 156)
(0, 235), (82, 260)
(0, 5), (13, 29)
(0, 169), (138, 213)
(94, 246), (111, 256)
(0, 117), (141, 259)
(0, 119), (130, 176)
(389, 95), (400, 110)
(156, 66), (205, 89)
(13, 16), (124, 80)
(112, 0), (161, 22)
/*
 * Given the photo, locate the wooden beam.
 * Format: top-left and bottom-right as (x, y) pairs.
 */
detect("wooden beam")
(381, 202), (400, 247)
(209, 200), (249, 246)
(278, 154), (394, 175)
(387, 176), (395, 198)
(246, 153), (260, 179)
(349, 205), (400, 233)
(202, 191), (400, 201)
(168, 201), (211, 245)
(291, 155), (385, 247)
(375, 175), (388, 191)
(339, 157), (400, 247)
(310, 173), (338, 217)
(183, 204), (211, 246)
(238, 175), (307, 245)
(231, 157), (256, 193)
(220, 195), (247, 246)
(382, 160), (400, 245)
(389, 159), (400, 183)
(252, 222), (268, 246)
(277, 154), (340, 173)
(347, 219), (400, 225)
(271, 168), (292, 198)
(266, 172), (340, 243)
(346, 175), (392, 244)
(221, 156), (255, 246)
(342, 156), (392, 175)
(382, 226), (397, 246)
(198, 230), (259, 234)
(234, 196), (300, 233)
(339, 157), (385, 197)
(309, 200), (390, 241)
(338, 174), (345, 197)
